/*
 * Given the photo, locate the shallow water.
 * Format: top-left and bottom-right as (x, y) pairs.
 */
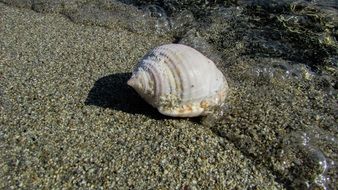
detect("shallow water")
(1, 0), (337, 189)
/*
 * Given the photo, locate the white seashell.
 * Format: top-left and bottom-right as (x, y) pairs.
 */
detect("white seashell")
(127, 44), (229, 117)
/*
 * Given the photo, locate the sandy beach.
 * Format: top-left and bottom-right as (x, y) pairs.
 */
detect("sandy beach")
(1, 1), (337, 189)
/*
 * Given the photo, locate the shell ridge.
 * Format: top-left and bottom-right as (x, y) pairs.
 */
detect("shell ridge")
(159, 46), (184, 100)
(141, 56), (163, 105)
(147, 57), (164, 102)
(174, 47), (193, 103)
(154, 47), (172, 97)
(160, 51), (178, 96)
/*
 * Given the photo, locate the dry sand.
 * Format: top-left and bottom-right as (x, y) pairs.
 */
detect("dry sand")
(0, 3), (283, 189)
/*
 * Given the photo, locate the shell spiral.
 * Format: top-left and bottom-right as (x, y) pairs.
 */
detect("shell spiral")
(127, 44), (229, 117)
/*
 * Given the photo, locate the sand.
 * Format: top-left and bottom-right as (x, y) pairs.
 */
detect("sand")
(1, 1), (337, 189)
(0, 3), (284, 189)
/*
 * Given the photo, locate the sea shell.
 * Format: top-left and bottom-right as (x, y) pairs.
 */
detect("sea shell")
(127, 44), (229, 117)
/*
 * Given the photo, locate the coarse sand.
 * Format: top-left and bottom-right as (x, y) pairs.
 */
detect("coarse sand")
(2, 1), (338, 189)
(0, 3), (283, 189)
